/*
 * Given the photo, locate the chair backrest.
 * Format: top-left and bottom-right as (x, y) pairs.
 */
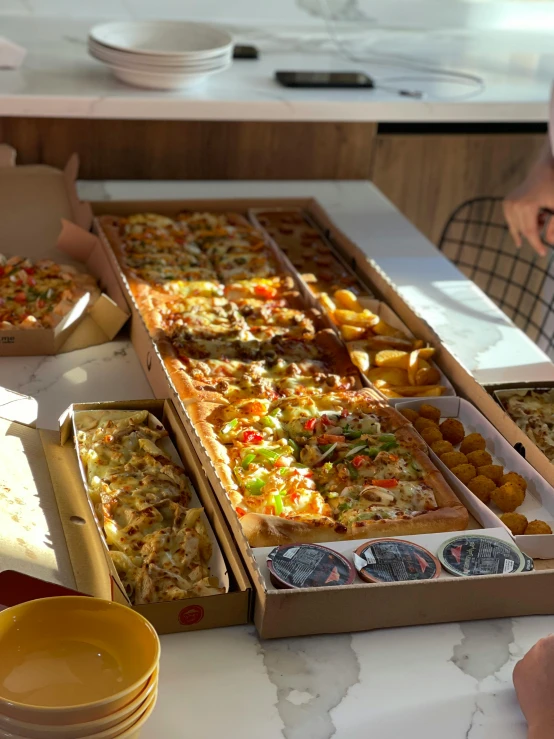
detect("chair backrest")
(437, 196), (554, 359)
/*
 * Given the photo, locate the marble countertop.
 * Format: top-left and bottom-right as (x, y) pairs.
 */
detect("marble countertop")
(2, 177), (554, 738)
(2, 13), (554, 122)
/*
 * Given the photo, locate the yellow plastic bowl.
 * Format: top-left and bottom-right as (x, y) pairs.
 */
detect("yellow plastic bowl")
(0, 670), (158, 739)
(0, 689), (157, 739)
(0, 597), (160, 725)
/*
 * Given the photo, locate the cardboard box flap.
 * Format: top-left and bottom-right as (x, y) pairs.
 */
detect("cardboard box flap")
(0, 145), (92, 265)
(0, 417), (76, 590)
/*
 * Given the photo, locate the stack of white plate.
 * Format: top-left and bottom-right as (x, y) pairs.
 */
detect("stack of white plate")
(88, 21), (233, 90)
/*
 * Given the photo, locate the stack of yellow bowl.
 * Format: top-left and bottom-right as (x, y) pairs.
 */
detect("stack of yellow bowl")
(0, 597), (160, 739)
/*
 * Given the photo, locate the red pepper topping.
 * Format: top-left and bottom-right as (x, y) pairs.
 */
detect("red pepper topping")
(236, 507), (247, 517)
(304, 417), (317, 431)
(320, 414), (332, 426)
(341, 408), (349, 418)
(0, 267), (5, 277)
(254, 284), (276, 299)
(14, 292), (26, 304)
(23, 267), (35, 275)
(372, 478), (398, 488)
(352, 455), (366, 468)
(242, 430), (263, 444)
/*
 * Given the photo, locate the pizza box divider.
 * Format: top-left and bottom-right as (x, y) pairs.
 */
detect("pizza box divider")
(0, 145), (129, 356)
(82, 196), (554, 637)
(58, 398), (252, 634)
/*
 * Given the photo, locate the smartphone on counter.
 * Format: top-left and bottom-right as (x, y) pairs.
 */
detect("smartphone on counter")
(233, 45), (259, 59)
(275, 71), (374, 89)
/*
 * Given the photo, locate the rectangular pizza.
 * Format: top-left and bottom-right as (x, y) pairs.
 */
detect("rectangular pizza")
(96, 210), (467, 547)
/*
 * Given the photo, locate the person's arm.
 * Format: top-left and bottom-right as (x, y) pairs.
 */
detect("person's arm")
(503, 138), (554, 257)
(513, 635), (554, 738)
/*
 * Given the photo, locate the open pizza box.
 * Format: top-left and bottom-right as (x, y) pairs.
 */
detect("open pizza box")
(0, 393), (251, 634)
(63, 195), (554, 638)
(0, 145), (129, 356)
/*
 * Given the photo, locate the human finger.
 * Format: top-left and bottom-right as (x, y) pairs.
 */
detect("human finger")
(520, 204), (548, 257)
(503, 200), (522, 249)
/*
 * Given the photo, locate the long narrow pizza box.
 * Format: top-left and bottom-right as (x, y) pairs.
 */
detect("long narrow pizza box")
(0, 396), (251, 634)
(0, 145), (129, 355)
(61, 196), (554, 638)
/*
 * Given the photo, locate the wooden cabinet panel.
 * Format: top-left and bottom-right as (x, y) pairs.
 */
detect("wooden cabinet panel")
(370, 133), (545, 244)
(0, 118), (376, 181)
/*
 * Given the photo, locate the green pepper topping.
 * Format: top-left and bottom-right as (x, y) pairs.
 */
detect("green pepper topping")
(258, 448), (281, 463)
(274, 494), (284, 515)
(288, 438), (300, 457)
(221, 418), (238, 435)
(379, 433), (396, 442)
(242, 453), (256, 470)
(346, 462), (358, 479)
(245, 478), (265, 495)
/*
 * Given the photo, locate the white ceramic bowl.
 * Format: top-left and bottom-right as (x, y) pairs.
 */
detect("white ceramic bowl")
(88, 40), (231, 72)
(108, 63), (230, 90)
(89, 21), (233, 60)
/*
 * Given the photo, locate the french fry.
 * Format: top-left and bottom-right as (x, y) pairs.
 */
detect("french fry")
(365, 335), (414, 351)
(415, 366), (441, 386)
(367, 367), (409, 386)
(418, 347), (436, 361)
(379, 387), (403, 398)
(319, 292), (337, 319)
(394, 385), (445, 397)
(412, 339), (424, 350)
(349, 349), (370, 373)
(340, 324), (366, 341)
(372, 319), (407, 338)
(407, 349), (420, 386)
(335, 309), (379, 328)
(334, 289), (363, 312)
(374, 349), (410, 369)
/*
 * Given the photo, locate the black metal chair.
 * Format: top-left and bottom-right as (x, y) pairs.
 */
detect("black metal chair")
(437, 196), (554, 359)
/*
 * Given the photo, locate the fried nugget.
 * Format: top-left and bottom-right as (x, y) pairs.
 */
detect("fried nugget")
(466, 450), (492, 468)
(500, 512), (528, 536)
(460, 433), (487, 455)
(431, 440), (454, 456)
(467, 475), (496, 504)
(418, 404), (441, 423)
(420, 426), (443, 445)
(499, 472), (527, 493)
(525, 520), (553, 535)
(477, 464), (504, 484)
(439, 418), (465, 445)
(400, 408), (419, 424)
(414, 417), (437, 434)
(491, 482), (525, 513)
(451, 463), (477, 484)
(440, 451), (468, 470)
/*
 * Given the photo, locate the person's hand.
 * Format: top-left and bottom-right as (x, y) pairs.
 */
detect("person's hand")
(513, 635), (554, 738)
(503, 141), (554, 257)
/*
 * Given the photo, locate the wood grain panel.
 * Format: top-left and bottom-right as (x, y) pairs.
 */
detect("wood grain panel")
(370, 133), (545, 244)
(0, 118), (376, 180)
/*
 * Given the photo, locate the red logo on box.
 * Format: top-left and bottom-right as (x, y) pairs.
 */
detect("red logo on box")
(179, 605), (204, 626)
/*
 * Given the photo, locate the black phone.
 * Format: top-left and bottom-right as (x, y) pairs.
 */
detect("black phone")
(233, 45), (259, 60)
(275, 71), (374, 88)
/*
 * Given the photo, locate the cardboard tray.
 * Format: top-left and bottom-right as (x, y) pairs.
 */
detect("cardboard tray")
(82, 196), (554, 638)
(395, 396), (554, 559)
(0, 146), (129, 355)
(0, 396), (250, 635)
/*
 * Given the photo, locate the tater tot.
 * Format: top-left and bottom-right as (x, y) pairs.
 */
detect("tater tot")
(459, 433), (487, 455)
(525, 520), (553, 535)
(499, 472), (527, 493)
(400, 408), (419, 424)
(467, 475), (496, 504)
(439, 418), (465, 445)
(500, 512), (528, 536)
(477, 464), (504, 483)
(451, 463), (477, 484)
(440, 451), (468, 470)
(431, 440), (454, 456)
(466, 450), (492, 468)
(491, 482), (525, 513)
(418, 404), (441, 423)
(414, 417), (437, 434)
(420, 426), (443, 445)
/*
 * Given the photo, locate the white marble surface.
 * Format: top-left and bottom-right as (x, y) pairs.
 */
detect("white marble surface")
(1, 13), (554, 121)
(2, 177), (554, 738)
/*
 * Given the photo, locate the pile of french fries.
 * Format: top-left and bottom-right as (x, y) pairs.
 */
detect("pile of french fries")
(319, 289), (447, 399)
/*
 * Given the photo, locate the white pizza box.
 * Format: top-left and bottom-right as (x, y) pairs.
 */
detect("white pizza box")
(0, 385), (38, 427)
(0, 145), (129, 356)
(396, 396), (554, 560)
(0, 394), (250, 634)
(69, 195), (554, 638)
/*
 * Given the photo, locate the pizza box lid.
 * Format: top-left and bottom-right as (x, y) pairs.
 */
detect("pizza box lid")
(0, 145), (129, 355)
